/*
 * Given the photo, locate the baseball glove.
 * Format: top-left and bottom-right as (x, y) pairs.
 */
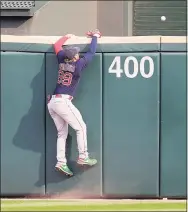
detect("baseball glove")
(86, 29), (101, 38)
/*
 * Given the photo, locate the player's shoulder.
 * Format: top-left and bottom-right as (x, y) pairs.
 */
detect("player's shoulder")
(76, 57), (87, 65)
(76, 57), (87, 70)
(57, 50), (65, 60)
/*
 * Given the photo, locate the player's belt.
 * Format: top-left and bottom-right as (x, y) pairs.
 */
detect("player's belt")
(52, 94), (73, 100)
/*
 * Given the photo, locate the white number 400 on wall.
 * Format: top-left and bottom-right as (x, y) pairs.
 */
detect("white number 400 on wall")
(108, 56), (154, 78)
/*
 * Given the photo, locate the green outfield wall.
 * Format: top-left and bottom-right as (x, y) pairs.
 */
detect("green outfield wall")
(0, 36), (186, 198)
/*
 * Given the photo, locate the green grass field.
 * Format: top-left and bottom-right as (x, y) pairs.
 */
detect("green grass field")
(1, 199), (186, 211)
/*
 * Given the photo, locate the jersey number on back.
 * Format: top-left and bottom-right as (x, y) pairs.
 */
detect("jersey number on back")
(57, 71), (72, 86)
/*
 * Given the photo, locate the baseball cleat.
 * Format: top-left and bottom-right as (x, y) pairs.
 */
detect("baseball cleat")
(77, 157), (97, 166)
(55, 164), (73, 176)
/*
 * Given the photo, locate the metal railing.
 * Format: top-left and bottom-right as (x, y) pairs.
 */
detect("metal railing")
(1, 1), (35, 10)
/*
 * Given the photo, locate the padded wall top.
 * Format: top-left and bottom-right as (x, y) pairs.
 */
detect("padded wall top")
(160, 36), (187, 51)
(1, 35), (186, 53)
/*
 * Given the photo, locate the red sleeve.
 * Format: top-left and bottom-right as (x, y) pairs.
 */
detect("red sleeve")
(54, 36), (70, 55)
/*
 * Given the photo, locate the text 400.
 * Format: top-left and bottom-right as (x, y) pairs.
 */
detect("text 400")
(108, 56), (154, 78)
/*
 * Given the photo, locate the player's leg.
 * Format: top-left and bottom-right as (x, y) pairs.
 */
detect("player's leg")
(53, 98), (97, 166)
(67, 99), (97, 166)
(48, 103), (73, 176)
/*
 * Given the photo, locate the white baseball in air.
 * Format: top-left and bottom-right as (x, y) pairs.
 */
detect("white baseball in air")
(161, 16), (166, 21)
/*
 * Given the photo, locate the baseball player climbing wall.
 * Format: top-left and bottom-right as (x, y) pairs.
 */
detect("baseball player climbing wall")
(47, 30), (101, 176)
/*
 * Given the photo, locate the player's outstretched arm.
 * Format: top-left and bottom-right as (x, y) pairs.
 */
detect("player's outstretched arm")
(54, 34), (75, 55)
(78, 29), (101, 69)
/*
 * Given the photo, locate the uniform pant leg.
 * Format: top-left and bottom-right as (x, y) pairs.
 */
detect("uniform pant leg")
(48, 102), (68, 164)
(50, 97), (88, 159)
